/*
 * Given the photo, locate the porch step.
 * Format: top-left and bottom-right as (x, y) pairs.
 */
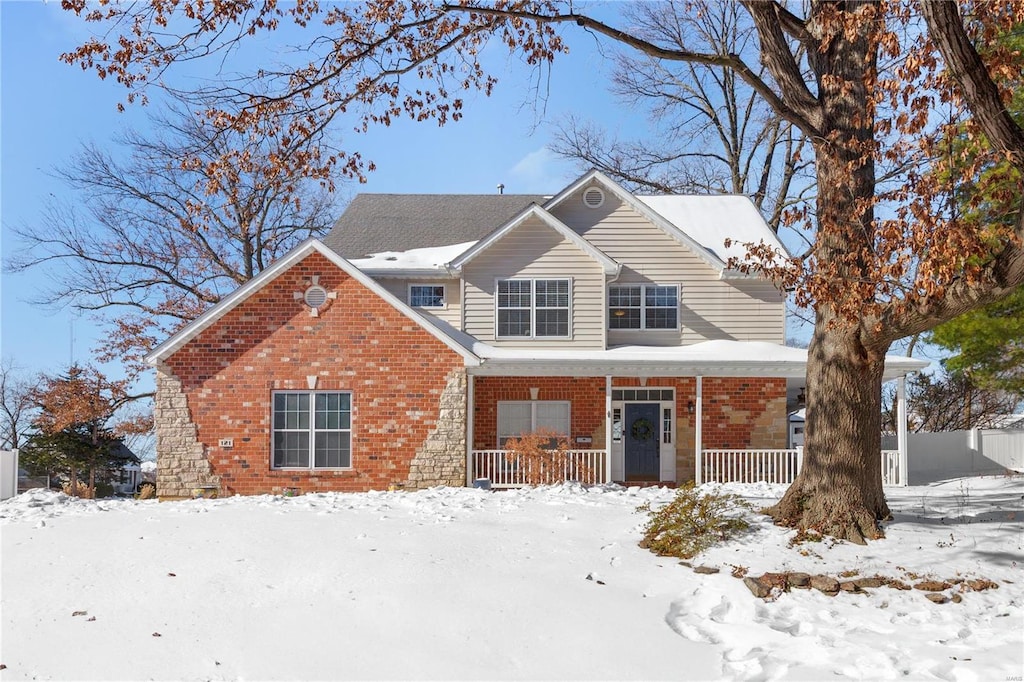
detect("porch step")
(617, 480), (678, 489)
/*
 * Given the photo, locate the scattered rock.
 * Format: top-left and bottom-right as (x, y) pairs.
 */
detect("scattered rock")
(692, 565), (719, 575)
(925, 593), (950, 604)
(853, 576), (884, 589)
(839, 581), (863, 593)
(810, 575), (840, 595)
(87, 616), (96, 622)
(884, 578), (911, 591)
(965, 578), (998, 591)
(152, 632), (162, 638)
(951, 593), (963, 603)
(678, 560), (692, 568)
(743, 576), (773, 599)
(914, 580), (952, 592)
(71, 611), (87, 617)
(788, 572), (811, 588)
(759, 572), (789, 590)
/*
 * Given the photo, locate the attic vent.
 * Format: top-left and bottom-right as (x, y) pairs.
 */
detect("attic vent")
(582, 186), (605, 209)
(303, 285), (329, 308)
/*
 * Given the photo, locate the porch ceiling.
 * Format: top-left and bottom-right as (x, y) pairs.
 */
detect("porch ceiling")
(466, 340), (929, 380)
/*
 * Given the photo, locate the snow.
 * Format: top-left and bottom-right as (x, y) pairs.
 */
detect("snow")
(349, 241), (476, 273)
(636, 195), (790, 264)
(2, 477), (1021, 681)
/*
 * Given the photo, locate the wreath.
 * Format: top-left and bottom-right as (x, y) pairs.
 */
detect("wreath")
(631, 417), (655, 441)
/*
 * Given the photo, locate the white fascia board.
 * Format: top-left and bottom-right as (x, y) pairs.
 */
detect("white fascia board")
(542, 169), (729, 273)
(448, 204), (619, 276)
(145, 238), (480, 367)
(356, 268), (451, 279)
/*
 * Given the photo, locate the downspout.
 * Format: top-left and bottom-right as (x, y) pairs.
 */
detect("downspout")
(695, 375), (703, 484)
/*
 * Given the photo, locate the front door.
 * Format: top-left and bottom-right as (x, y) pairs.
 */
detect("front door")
(624, 403), (660, 480)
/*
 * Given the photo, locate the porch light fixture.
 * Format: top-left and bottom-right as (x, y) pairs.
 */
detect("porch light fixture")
(687, 400), (695, 414)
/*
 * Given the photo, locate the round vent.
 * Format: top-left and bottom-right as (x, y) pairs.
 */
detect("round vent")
(582, 186), (605, 209)
(303, 285), (329, 308)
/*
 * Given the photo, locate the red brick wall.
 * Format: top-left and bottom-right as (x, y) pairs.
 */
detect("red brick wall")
(163, 251), (465, 495)
(700, 377), (788, 449)
(472, 376), (607, 449)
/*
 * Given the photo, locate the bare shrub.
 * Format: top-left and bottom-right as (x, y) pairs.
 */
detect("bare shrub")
(503, 429), (591, 486)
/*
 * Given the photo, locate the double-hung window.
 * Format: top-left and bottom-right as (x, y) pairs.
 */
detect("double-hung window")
(272, 391), (352, 469)
(409, 284), (445, 308)
(608, 284), (679, 330)
(496, 278), (570, 338)
(497, 401), (571, 447)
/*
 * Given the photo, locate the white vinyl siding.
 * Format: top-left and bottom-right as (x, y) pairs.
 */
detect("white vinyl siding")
(550, 187), (785, 345)
(372, 278), (462, 327)
(462, 217), (605, 347)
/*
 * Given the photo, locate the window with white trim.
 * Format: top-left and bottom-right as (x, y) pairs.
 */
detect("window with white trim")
(608, 284), (679, 330)
(497, 278), (570, 338)
(409, 284), (445, 308)
(272, 391), (352, 469)
(497, 401), (570, 447)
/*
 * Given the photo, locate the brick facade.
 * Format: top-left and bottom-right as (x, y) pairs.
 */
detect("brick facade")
(155, 252), (466, 498)
(471, 375), (787, 484)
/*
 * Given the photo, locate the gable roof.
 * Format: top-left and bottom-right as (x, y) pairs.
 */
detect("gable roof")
(448, 204), (620, 275)
(325, 193), (547, 258)
(144, 239), (481, 366)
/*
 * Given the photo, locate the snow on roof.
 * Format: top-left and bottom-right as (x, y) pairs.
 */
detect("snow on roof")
(636, 195), (789, 264)
(348, 241), (476, 274)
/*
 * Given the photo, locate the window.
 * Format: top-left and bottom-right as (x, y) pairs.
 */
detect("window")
(272, 391), (352, 469)
(608, 284), (678, 330)
(497, 279), (570, 338)
(409, 284), (445, 308)
(497, 401), (570, 447)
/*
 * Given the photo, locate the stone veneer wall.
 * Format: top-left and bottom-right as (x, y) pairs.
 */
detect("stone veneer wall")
(405, 368), (467, 489)
(153, 363), (220, 499)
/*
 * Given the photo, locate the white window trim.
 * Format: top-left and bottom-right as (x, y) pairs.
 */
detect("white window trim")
(608, 283), (680, 331)
(271, 390), (353, 470)
(496, 400), (571, 448)
(408, 283), (447, 309)
(494, 277), (573, 340)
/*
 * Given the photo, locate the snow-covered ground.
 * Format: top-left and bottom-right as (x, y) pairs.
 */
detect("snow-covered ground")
(1, 477), (1021, 681)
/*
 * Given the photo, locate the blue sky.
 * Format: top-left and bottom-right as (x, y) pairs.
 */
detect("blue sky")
(1, 1), (637, 381)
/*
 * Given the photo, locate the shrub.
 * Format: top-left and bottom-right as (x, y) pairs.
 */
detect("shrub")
(61, 481), (96, 499)
(503, 429), (592, 486)
(137, 483), (156, 500)
(637, 482), (752, 559)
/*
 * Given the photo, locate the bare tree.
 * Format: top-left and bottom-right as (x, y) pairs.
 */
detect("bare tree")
(551, 2), (813, 233)
(0, 358), (39, 450)
(8, 97), (340, 377)
(883, 371), (1020, 434)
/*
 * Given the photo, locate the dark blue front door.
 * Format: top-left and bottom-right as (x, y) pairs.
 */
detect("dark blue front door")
(624, 403), (660, 480)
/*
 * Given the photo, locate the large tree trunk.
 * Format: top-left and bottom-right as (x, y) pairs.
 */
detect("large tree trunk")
(766, 3), (888, 543)
(768, 314), (890, 543)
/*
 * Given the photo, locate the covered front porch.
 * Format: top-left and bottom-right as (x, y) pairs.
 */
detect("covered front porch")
(463, 341), (926, 489)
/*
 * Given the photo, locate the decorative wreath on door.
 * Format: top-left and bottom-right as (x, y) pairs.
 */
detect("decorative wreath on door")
(631, 417), (655, 441)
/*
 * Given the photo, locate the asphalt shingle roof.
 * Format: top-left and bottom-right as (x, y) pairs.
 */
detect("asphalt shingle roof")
(324, 194), (547, 258)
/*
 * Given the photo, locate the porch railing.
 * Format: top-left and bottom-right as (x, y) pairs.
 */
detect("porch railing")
(700, 448), (905, 487)
(471, 449), (607, 488)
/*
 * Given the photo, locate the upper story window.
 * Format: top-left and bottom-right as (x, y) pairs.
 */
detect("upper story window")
(496, 278), (570, 338)
(609, 284), (679, 330)
(409, 284), (445, 308)
(272, 391), (352, 469)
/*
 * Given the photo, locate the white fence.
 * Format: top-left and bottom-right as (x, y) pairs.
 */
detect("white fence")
(472, 449), (607, 488)
(700, 448), (905, 487)
(1, 449), (18, 500)
(882, 428), (1024, 485)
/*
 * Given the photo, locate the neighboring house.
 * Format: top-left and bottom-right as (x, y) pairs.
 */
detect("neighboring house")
(109, 441), (142, 495)
(146, 170), (927, 498)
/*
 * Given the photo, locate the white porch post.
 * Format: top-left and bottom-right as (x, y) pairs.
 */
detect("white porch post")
(605, 375), (613, 483)
(694, 375), (703, 485)
(896, 375), (908, 487)
(466, 373), (475, 487)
